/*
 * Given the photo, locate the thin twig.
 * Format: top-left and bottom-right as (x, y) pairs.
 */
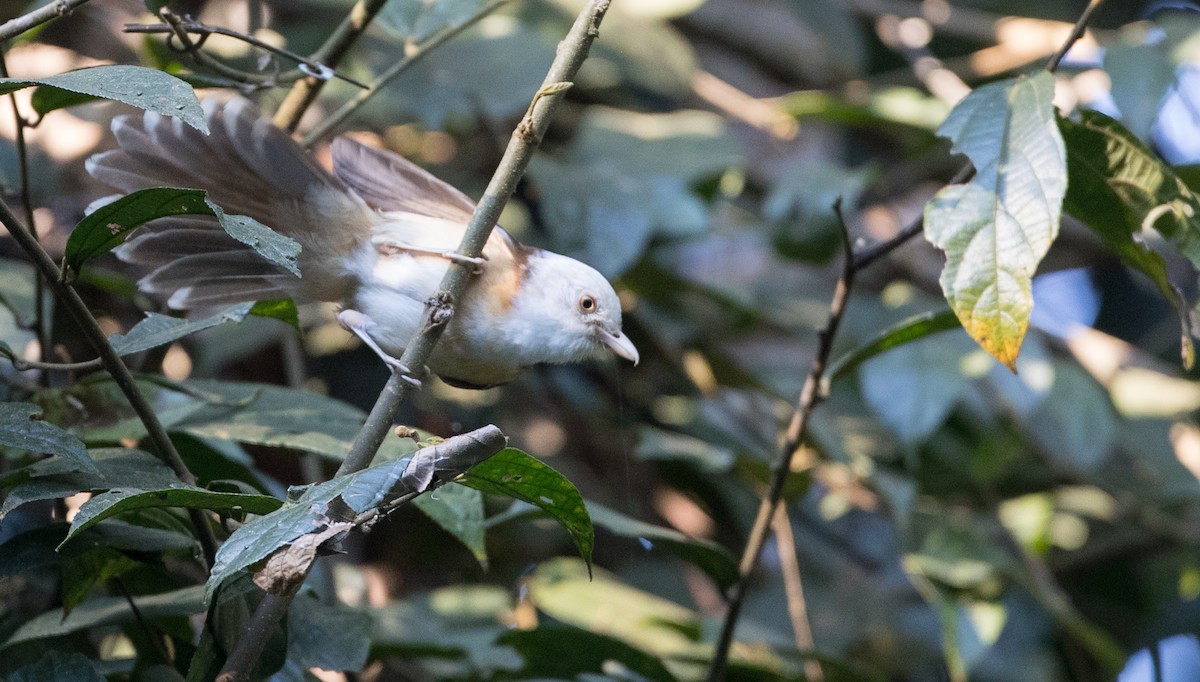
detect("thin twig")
(0, 197), (219, 568)
(125, 18), (367, 89)
(1044, 0), (1106, 72)
(216, 4), (611, 679)
(299, 0), (512, 147)
(6, 355), (102, 372)
(706, 201), (856, 681)
(273, 0), (394, 133)
(771, 505), (823, 681)
(156, 9), (302, 88)
(0, 0), (92, 43)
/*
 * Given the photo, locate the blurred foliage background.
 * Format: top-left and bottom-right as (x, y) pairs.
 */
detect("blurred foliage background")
(5, 0), (1200, 680)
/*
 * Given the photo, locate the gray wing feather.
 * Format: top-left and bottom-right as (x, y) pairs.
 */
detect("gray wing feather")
(330, 136), (477, 222)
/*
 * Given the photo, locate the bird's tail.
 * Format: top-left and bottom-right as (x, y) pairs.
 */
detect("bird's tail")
(87, 98), (372, 308)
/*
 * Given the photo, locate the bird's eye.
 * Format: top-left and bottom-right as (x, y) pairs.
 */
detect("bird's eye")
(578, 295), (597, 313)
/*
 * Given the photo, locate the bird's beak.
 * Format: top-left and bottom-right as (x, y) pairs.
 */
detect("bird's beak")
(599, 327), (639, 365)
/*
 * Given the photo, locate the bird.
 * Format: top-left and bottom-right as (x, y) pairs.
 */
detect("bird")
(86, 98), (639, 389)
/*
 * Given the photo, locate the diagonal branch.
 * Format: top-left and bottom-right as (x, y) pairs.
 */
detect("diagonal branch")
(217, 3), (612, 679)
(0, 0), (92, 43)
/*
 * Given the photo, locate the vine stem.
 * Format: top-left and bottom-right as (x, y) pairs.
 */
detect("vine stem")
(704, 1), (1109, 677)
(216, 4), (612, 679)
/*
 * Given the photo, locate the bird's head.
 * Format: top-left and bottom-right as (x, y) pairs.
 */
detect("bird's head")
(514, 252), (639, 366)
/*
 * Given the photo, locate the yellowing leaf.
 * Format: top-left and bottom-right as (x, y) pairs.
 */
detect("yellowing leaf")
(925, 71), (1066, 370)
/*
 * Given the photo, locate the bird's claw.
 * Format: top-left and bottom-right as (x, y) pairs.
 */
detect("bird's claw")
(383, 357), (426, 389)
(446, 252), (487, 275)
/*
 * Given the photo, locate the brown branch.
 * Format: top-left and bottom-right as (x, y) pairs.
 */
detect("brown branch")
(771, 505), (823, 682)
(0, 0), (92, 43)
(272, 0), (393, 132)
(216, 4), (612, 679)
(706, 201), (856, 681)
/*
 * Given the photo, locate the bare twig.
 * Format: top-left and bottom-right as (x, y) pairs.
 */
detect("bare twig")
(1043, 0), (1106, 72)
(299, 0), (513, 147)
(6, 355), (102, 372)
(125, 17), (367, 89)
(155, 9), (301, 88)
(0, 0), (92, 43)
(771, 505), (823, 681)
(706, 201), (856, 681)
(216, 5), (611, 679)
(272, 0), (393, 132)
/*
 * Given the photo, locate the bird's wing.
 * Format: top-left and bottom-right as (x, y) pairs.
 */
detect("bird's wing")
(87, 98), (380, 307)
(331, 136), (526, 265)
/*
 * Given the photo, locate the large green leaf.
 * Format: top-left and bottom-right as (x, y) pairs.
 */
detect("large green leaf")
(64, 485), (282, 546)
(924, 70), (1066, 370)
(459, 447), (593, 571)
(285, 595), (373, 672)
(1059, 108), (1200, 366)
(1, 448), (176, 520)
(2, 585), (205, 649)
(64, 187), (300, 279)
(0, 65), (206, 132)
(1104, 42), (1174, 140)
(0, 403), (98, 477)
(9, 651), (103, 682)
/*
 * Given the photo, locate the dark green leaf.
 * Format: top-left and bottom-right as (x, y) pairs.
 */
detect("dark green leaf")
(498, 626), (678, 682)
(0, 402), (98, 476)
(827, 309), (962, 383)
(459, 447), (593, 571)
(64, 486), (281, 546)
(1059, 108), (1200, 367)
(286, 595), (372, 672)
(1027, 362), (1115, 474)
(65, 188), (299, 278)
(2, 585), (205, 648)
(412, 483), (487, 566)
(62, 547), (140, 615)
(924, 70), (1066, 370)
(0, 257), (42, 327)
(109, 304), (254, 356)
(9, 651), (103, 682)
(587, 501), (738, 590)
(0, 65), (207, 130)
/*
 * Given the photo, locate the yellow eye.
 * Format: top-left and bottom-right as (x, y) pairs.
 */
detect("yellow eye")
(579, 295), (597, 313)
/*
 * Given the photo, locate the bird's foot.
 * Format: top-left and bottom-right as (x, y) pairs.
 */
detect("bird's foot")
(337, 308), (424, 389)
(375, 239), (488, 274)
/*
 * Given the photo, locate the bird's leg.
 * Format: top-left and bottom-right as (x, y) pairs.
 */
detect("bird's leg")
(374, 239), (488, 274)
(337, 309), (424, 388)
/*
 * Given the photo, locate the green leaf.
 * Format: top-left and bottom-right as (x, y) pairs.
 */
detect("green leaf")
(64, 188), (300, 279)
(924, 70), (1066, 370)
(498, 626), (679, 682)
(9, 651), (104, 682)
(0, 257), (43, 327)
(1104, 42), (1174, 140)
(1059, 108), (1200, 367)
(587, 501), (738, 590)
(64, 486), (281, 547)
(208, 428), (505, 601)
(109, 304), (254, 356)
(0, 65), (208, 131)
(2, 585), (205, 649)
(0, 402), (98, 477)
(377, 0), (492, 42)
(459, 448), (593, 571)
(1027, 362), (1115, 473)
(249, 298), (301, 331)
(286, 595), (372, 672)
(827, 309), (963, 383)
(62, 547), (140, 615)
(412, 483), (487, 566)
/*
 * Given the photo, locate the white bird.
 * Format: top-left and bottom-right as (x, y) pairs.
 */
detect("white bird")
(87, 98), (639, 389)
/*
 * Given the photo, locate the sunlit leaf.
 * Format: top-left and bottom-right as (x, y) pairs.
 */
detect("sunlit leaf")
(109, 305), (254, 356)
(1104, 37), (1174, 140)
(924, 70), (1066, 370)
